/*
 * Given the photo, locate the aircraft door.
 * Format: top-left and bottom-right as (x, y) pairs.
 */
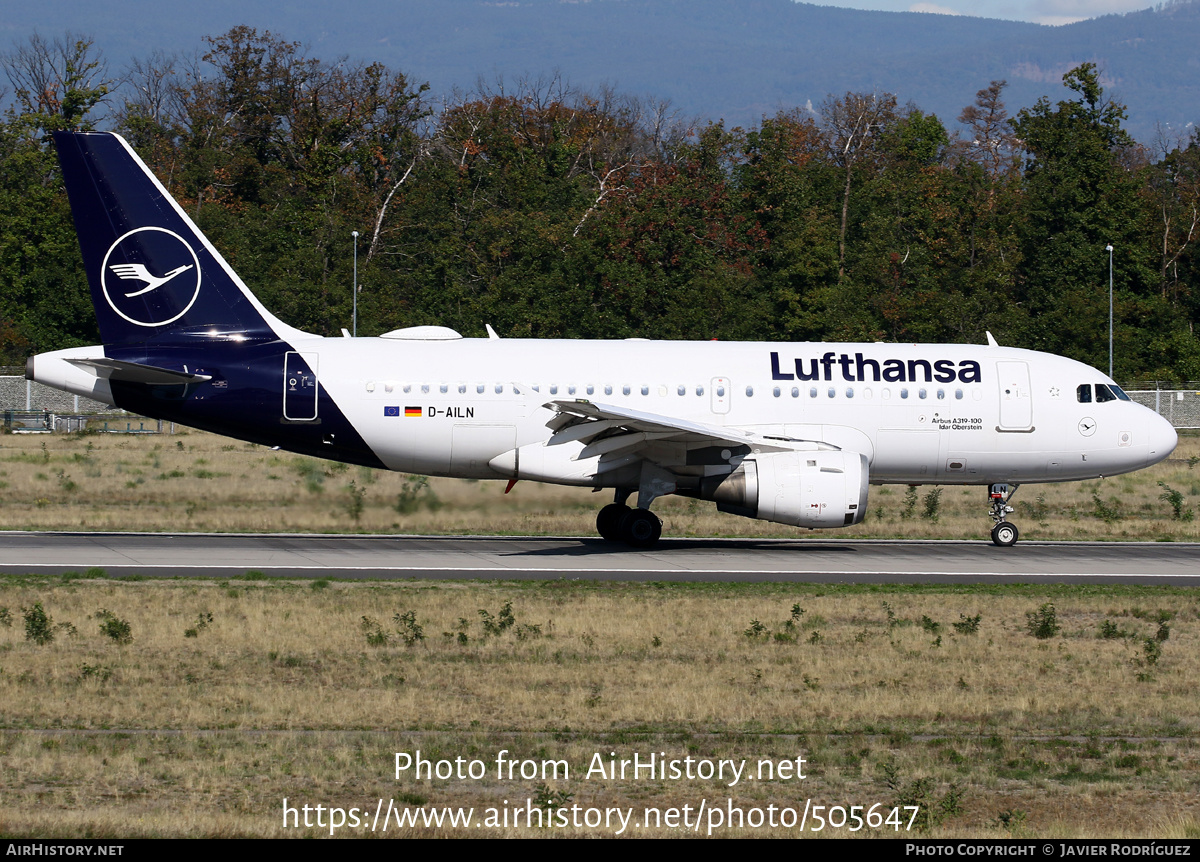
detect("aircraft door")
(711, 377), (730, 415)
(283, 351), (320, 421)
(996, 360), (1033, 430)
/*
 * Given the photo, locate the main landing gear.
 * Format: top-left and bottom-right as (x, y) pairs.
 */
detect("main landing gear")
(596, 491), (662, 548)
(988, 483), (1019, 547)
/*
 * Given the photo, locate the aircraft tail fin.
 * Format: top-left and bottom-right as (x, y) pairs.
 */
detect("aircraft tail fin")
(53, 131), (307, 347)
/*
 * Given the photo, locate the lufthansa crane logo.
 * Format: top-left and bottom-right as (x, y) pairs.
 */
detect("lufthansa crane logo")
(101, 227), (201, 327)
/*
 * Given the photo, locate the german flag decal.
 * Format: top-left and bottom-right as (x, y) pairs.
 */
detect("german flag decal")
(404, 406), (423, 417)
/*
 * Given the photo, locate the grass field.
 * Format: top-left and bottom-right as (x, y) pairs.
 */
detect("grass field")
(1, 577), (1199, 838)
(1, 427), (1198, 541)
(1, 430), (1198, 838)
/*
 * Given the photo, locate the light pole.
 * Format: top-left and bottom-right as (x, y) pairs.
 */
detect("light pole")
(350, 231), (357, 338)
(1106, 243), (1113, 380)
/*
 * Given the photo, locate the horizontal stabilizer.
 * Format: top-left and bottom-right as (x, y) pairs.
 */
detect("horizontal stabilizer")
(66, 357), (212, 385)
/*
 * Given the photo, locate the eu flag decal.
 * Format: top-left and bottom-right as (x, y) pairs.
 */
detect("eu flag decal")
(384, 406), (400, 417)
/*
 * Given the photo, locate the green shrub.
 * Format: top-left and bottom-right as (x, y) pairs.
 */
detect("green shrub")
(96, 609), (133, 645)
(1025, 603), (1060, 639)
(23, 602), (53, 645)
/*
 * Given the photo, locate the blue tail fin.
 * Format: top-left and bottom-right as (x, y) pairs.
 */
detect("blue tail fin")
(54, 131), (305, 346)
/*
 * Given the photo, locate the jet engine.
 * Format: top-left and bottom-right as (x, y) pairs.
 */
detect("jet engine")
(698, 450), (869, 528)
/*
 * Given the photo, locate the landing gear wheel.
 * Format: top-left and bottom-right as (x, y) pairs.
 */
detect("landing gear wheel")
(990, 521), (1019, 547)
(619, 508), (662, 549)
(596, 504), (629, 541)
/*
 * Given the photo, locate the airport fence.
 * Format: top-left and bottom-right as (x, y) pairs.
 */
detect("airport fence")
(0, 370), (170, 433)
(1124, 385), (1200, 429)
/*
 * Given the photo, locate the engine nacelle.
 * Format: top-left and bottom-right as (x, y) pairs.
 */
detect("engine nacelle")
(700, 450), (869, 528)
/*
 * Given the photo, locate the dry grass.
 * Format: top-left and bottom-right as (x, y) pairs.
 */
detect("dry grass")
(3, 430), (1199, 837)
(1, 427), (1199, 540)
(1, 577), (1199, 837)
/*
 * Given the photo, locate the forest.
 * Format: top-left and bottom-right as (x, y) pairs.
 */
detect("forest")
(2, 27), (1199, 383)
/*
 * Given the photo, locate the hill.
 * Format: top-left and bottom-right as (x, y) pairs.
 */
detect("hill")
(4, 0), (1199, 140)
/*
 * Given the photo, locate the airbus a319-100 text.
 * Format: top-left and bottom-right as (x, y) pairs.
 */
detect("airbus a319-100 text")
(27, 132), (1178, 547)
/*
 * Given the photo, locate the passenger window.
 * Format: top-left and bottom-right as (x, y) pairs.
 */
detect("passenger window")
(586, 385), (595, 395)
(1095, 384), (1116, 403)
(773, 387), (781, 397)
(476, 384), (485, 394)
(955, 389), (963, 400)
(550, 384), (558, 395)
(791, 387), (799, 398)
(809, 387), (818, 398)
(845, 388), (854, 399)
(458, 384), (466, 394)
(919, 388), (927, 399)
(641, 386), (649, 396)
(604, 384), (613, 395)
(715, 385), (724, 397)
(403, 384), (412, 394)
(1077, 384), (1092, 403)
(568, 385), (576, 395)
(936, 389), (945, 400)
(746, 385), (754, 397)
(900, 388), (909, 399)
(421, 384), (430, 394)
(494, 384), (503, 394)
(531, 384), (539, 392)
(439, 384), (448, 394)
(696, 386), (704, 396)
(622, 385), (630, 396)
(827, 387), (836, 398)
(678, 385), (686, 396)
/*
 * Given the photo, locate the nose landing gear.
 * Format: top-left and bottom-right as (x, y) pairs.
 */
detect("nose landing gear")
(988, 483), (1019, 547)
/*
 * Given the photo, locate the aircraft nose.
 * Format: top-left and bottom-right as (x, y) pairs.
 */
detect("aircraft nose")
(1146, 413), (1178, 468)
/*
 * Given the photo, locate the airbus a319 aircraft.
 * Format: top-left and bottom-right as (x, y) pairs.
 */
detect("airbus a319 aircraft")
(28, 132), (1178, 547)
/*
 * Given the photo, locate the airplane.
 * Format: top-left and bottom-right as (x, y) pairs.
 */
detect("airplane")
(26, 131), (1179, 548)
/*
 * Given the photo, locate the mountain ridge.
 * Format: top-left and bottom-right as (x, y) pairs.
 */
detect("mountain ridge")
(2, 0), (1197, 141)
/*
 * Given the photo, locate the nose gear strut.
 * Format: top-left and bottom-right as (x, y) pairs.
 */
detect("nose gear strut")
(988, 483), (1019, 547)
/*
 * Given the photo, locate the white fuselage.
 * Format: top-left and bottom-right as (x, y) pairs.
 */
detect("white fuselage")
(294, 336), (1176, 486)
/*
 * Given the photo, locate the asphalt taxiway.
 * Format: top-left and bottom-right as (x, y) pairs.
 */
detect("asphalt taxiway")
(1, 532), (1198, 584)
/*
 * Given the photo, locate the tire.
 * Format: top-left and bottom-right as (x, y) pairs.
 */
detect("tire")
(990, 521), (1019, 547)
(619, 508), (662, 548)
(596, 504), (628, 541)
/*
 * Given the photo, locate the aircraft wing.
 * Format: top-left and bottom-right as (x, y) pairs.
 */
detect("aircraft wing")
(543, 399), (837, 461)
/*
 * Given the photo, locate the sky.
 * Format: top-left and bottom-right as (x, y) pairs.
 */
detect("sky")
(804, 0), (1154, 26)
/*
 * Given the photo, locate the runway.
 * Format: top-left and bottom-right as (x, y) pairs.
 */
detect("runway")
(2, 532), (1199, 584)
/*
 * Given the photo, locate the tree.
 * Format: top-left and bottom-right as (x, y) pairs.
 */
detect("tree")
(2, 33), (111, 135)
(1011, 63), (1157, 374)
(820, 91), (897, 280)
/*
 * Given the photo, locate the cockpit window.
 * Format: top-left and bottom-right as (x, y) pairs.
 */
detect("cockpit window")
(1077, 384), (1091, 403)
(1111, 384), (1131, 402)
(1094, 383), (1117, 403)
